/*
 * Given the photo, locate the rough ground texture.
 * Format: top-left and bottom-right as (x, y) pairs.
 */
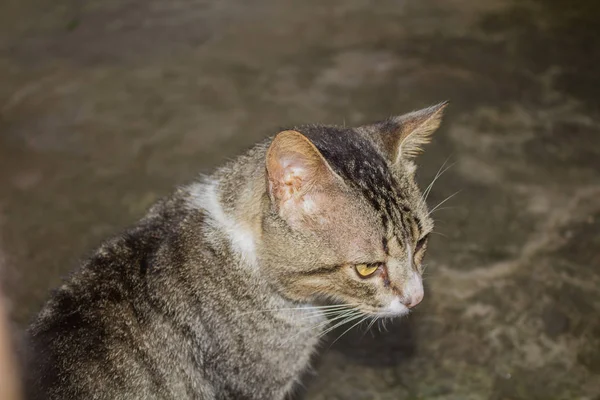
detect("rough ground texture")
(1, 0), (599, 399)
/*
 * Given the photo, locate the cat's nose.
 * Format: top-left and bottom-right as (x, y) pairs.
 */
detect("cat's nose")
(402, 291), (423, 309)
(401, 272), (424, 309)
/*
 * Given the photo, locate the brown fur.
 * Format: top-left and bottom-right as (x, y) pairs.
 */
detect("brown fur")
(26, 103), (447, 399)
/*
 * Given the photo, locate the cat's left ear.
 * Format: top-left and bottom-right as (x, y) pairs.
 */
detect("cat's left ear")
(377, 102), (448, 165)
(266, 130), (343, 227)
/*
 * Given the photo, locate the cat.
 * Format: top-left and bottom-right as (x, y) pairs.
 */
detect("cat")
(25, 102), (447, 400)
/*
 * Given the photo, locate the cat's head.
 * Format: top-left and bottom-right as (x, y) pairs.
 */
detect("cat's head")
(260, 103), (447, 317)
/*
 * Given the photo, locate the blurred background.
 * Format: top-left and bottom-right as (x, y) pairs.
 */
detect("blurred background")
(1, 0), (599, 398)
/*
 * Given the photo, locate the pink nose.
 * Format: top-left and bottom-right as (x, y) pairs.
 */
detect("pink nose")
(402, 273), (424, 308)
(403, 292), (423, 308)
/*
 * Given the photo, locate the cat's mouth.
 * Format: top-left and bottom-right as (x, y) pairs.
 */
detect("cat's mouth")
(379, 298), (411, 317)
(358, 299), (411, 318)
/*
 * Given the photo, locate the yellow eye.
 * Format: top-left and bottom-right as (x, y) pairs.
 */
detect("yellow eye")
(355, 263), (379, 278)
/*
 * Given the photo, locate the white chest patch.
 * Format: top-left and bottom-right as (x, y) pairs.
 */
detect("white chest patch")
(188, 180), (258, 267)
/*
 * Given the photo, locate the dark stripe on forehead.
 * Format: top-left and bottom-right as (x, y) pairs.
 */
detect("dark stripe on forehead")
(297, 125), (412, 238)
(400, 213), (412, 242)
(382, 237), (389, 255)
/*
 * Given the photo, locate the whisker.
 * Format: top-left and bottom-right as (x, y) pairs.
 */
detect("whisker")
(421, 157), (454, 206)
(429, 206), (458, 215)
(318, 311), (364, 340)
(289, 309), (358, 342)
(296, 306), (356, 320)
(429, 190), (461, 215)
(330, 315), (371, 347)
(361, 317), (378, 339)
(293, 304), (362, 319)
(319, 311), (362, 336)
(381, 318), (389, 332)
(300, 308), (358, 333)
(320, 315), (364, 341)
(367, 317), (378, 332)
(421, 158), (449, 203)
(428, 231), (447, 238)
(300, 314), (358, 344)
(237, 303), (358, 316)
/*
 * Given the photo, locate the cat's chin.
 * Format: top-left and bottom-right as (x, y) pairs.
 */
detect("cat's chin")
(356, 298), (411, 318)
(375, 298), (411, 318)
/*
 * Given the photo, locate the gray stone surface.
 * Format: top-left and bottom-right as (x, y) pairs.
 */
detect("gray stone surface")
(1, 0), (599, 398)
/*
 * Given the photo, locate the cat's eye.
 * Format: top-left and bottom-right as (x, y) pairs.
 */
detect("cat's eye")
(415, 234), (429, 253)
(355, 263), (379, 278)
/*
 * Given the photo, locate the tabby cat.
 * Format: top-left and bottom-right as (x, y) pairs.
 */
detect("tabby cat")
(26, 103), (447, 399)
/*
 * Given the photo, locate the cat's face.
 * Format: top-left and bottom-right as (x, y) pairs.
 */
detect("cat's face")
(261, 103), (445, 317)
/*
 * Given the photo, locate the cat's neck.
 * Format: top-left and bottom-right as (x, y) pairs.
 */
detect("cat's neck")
(187, 146), (268, 270)
(185, 146), (333, 328)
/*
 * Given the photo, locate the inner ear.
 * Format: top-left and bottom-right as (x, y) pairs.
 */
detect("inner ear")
(266, 130), (342, 225)
(376, 102), (448, 164)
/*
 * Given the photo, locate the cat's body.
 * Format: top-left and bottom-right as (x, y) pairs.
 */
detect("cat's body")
(27, 189), (320, 400)
(26, 104), (446, 399)
(27, 147), (321, 400)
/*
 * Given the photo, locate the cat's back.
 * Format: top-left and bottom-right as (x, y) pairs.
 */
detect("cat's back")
(25, 193), (212, 400)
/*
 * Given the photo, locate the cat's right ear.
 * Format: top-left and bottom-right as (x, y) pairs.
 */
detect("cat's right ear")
(266, 130), (340, 226)
(377, 102), (448, 165)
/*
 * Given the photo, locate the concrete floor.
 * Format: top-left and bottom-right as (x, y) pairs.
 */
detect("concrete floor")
(1, 0), (599, 398)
